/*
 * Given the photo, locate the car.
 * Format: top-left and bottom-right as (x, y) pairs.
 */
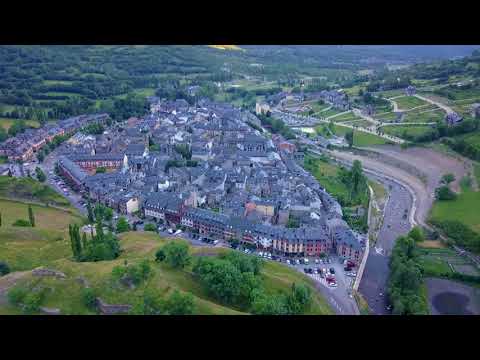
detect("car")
(259, 252), (263, 257)
(329, 282), (338, 288)
(295, 259), (300, 265)
(303, 268), (309, 273)
(267, 255), (272, 260)
(329, 268), (335, 274)
(319, 272), (324, 278)
(304, 258), (309, 265)
(286, 260), (291, 265)
(344, 266), (352, 272)
(315, 259), (319, 264)
(213, 240), (219, 245)
(307, 268), (313, 274)
(244, 249), (249, 253)
(174, 229), (183, 235)
(167, 229), (174, 234)
(313, 269), (318, 274)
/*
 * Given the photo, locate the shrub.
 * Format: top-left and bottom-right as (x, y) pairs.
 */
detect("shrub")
(0, 261), (10, 276)
(7, 286), (28, 306)
(162, 241), (191, 269)
(22, 291), (44, 314)
(155, 248), (166, 262)
(12, 219), (32, 227)
(435, 186), (457, 201)
(81, 288), (97, 311)
(144, 223), (157, 232)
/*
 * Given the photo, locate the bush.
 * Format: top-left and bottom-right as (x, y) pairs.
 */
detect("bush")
(116, 217), (130, 233)
(81, 288), (97, 311)
(144, 223), (157, 232)
(430, 219), (480, 253)
(0, 261), (10, 276)
(7, 286), (28, 306)
(155, 248), (166, 262)
(162, 241), (191, 269)
(408, 227), (425, 243)
(435, 186), (457, 201)
(12, 219), (31, 227)
(22, 291), (44, 314)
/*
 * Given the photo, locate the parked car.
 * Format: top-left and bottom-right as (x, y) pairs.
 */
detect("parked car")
(303, 268), (309, 273)
(329, 282), (338, 288)
(174, 229), (183, 235)
(286, 260), (291, 265)
(295, 259), (300, 265)
(167, 228), (174, 234)
(329, 268), (335, 274)
(304, 258), (309, 265)
(315, 259), (319, 264)
(213, 240), (219, 245)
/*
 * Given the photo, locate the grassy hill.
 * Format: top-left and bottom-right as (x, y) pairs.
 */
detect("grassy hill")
(0, 197), (333, 315)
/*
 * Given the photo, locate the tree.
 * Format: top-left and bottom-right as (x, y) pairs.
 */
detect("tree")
(81, 288), (97, 311)
(144, 223), (157, 232)
(116, 217), (130, 233)
(435, 185), (457, 201)
(287, 283), (312, 314)
(69, 224), (82, 260)
(345, 130), (354, 148)
(251, 289), (289, 315)
(0, 211), (2, 227)
(0, 261), (10, 276)
(155, 248), (166, 262)
(87, 200), (94, 223)
(162, 290), (195, 315)
(28, 205), (35, 227)
(408, 227), (425, 243)
(162, 241), (191, 269)
(35, 167), (46, 182)
(441, 173), (456, 185)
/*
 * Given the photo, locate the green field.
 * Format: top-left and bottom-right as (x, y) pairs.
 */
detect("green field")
(0, 230), (333, 315)
(394, 96), (429, 110)
(375, 89), (405, 98)
(332, 125), (390, 147)
(0, 198), (84, 271)
(382, 125), (436, 139)
(403, 108), (445, 123)
(0, 118), (41, 130)
(430, 187), (480, 234)
(303, 156), (351, 200)
(0, 176), (71, 207)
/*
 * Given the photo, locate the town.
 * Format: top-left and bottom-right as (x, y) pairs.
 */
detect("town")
(50, 97), (365, 264)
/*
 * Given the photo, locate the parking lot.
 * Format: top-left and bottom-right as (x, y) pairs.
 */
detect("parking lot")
(234, 247), (359, 314)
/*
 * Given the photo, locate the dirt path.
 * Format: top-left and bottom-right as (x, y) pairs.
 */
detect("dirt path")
(364, 145), (471, 194)
(415, 94), (454, 114)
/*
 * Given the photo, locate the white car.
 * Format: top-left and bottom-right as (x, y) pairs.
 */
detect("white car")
(329, 282), (338, 288)
(295, 259), (300, 265)
(286, 260), (291, 265)
(315, 259), (319, 264)
(213, 240), (219, 245)
(304, 258), (309, 264)
(259, 252), (264, 257)
(174, 229), (183, 235)
(167, 229), (174, 234)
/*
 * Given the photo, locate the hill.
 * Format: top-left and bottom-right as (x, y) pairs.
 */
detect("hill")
(0, 196), (332, 315)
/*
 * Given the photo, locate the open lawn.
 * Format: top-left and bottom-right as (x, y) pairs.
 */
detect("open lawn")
(394, 96), (429, 110)
(333, 125), (390, 147)
(0, 176), (71, 207)
(382, 125), (437, 139)
(430, 187), (480, 234)
(0, 228), (333, 315)
(303, 156), (350, 201)
(0, 199), (84, 271)
(402, 108), (445, 123)
(0, 118), (41, 131)
(375, 89), (405, 98)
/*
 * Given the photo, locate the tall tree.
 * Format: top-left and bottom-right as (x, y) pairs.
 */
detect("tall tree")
(0, 211), (2, 227)
(345, 130), (354, 148)
(87, 199), (95, 223)
(28, 205), (35, 227)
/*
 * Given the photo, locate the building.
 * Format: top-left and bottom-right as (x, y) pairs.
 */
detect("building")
(445, 112), (463, 126)
(57, 156), (88, 191)
(405, 85), (416, 96)
(255, 102), (271, 115)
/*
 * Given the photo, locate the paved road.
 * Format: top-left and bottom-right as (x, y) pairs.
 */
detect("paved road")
(358, 177), (413, 315)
